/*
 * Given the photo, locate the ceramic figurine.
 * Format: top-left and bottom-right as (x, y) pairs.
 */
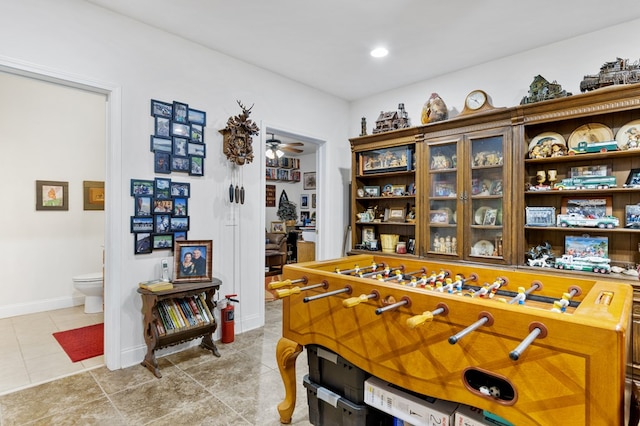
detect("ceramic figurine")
(421, 92), (448, 124)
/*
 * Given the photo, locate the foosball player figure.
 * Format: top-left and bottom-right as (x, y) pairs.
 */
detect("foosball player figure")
(550, 300), (564, 313)
(425, 271), (438, 286)
(513, 286), (527, 305)
(452, 275), (464, 293)
(473, 283), (491, 298)
(442, 277), (454, 293)
(557, 292), (572, 313)
(392, 269), (404, 283)
(436, 269), (447, 281)
(408, 276), (418, 287)
(435, 281), (444, 292)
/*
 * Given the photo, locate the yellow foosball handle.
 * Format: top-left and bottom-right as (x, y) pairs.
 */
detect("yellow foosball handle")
(276, 286), (301, 298)
(343, 294), (369, 308)
(269, 279), (292, 290)
(406, 311), (434, 329)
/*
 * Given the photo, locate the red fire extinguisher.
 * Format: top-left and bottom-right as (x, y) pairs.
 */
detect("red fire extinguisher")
(221, 294), (239, 343)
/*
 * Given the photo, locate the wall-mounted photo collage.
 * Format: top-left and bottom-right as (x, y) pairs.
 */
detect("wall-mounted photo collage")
(130, 178), (191, 254)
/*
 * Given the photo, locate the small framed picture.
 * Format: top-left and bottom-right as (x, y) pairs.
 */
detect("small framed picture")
(130, 216), (153, 233)
(172, 137), (188, 157)
(172, 101), (189, 123)
(624, 168), (640, 187)
(153, 234), (173, 250)
(131, 179), (154, 196)
(300, 211), (310, 223)
(363, 186), (380, 197)
(190, 157), (204, 176)
(134, 233), (152, 254)
(36, 180), (68, 211)
(150, 136), (172, 153)
(150, 99), (172, 118)
(429, 210), (449, 224)
(171, 156), (191, 172)
(565, 235), (608, 259)
(300, 194), (309, 209)
(303, 172), (316, 190)
(170, 217), (189, 231)
(483, 208), (497, 225)
(391, 185), (406, 196)
(525, 206), (556, 226)
(153, 199), (173, 214)
(170, 182), (190, 197)
(188, 142), (206, 157)
(188, 108), (206, 126)
(407, 238), (416, 254)
(173, 197), (188, 217)
(388, 207), (406, 222)
(270, 221), (285, 233)
(174, 231), (188, 242)
(362, 226), (375, 243)
(83, 180), (104, 211)
(154, 214), (171, 233)
(155, 178), (171, 199)
(173, 240), (213, 283)
(171, 121), (191, 137)
(561, 197), (612, 216)
(312, 193), (317, 208)
(490, 180), (503, 195)
(190, 123), (204, 143)
(154, 151), (171, 174)
(134, 196), (152, 216)
(155, 116), (170, 137)
(625, 204), (640, 228)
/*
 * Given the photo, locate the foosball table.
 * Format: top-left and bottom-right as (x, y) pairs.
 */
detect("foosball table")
(273, 254), (633, 425)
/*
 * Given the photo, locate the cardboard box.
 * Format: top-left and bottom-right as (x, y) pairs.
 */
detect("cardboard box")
(454, 404), (513, 426)
(364, 376), (458, 426)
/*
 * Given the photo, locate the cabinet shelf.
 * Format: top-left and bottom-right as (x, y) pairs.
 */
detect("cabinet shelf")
(356, 169), (414, 179)
(524, 225), (640, 233)
(356, 195), (415, 201)
(355, 221), (415, 226)
(525, 187), (640, 196)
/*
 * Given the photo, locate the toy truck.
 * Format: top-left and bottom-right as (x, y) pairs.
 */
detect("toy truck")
(554, 175), (616, 190)
(569, 140), (618, 154)
(556, 213), (619, 228)
(554, 254), (611, 273)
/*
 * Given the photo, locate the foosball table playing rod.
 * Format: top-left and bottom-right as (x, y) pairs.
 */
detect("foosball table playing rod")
(509, 322), (548, 361)
(406, 303), (449, 329)
(358, 266), (404, 278)
(335, 263), (382, 275)
(267, 276), (308, 290)
(375, 296), (411, 315)
(381, 268), (426, 282)
(275, 281), (329, 299)
(303, 286), (352, 303)
(448, 312), (494, 344)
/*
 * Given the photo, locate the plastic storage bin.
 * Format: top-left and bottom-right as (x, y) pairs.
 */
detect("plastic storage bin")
(307, 344), (370, 404)
(304, 375), (392, 426)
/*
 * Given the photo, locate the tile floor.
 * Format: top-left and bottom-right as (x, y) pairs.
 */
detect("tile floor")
(0, 300), (312, 425)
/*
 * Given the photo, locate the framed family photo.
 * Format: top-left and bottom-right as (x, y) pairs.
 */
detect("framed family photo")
(173, 240), (212, 284)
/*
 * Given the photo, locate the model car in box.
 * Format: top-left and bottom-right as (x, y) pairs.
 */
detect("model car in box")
(556, 212), (619, 228)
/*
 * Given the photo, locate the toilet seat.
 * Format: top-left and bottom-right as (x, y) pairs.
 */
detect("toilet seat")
(73, 272), (103, 282)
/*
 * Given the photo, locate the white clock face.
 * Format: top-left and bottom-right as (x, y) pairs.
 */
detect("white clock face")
(466, 91), (486, 110)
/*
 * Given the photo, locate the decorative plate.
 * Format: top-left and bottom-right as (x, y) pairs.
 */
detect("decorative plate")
(472, 240), (494, 256)
(474, 206), (490, 225)
(528, 132), (566, 158)
(615, 119), (640, 150)
(568, 123), (613, 149)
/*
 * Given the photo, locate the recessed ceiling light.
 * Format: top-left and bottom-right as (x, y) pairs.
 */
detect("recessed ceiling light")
(370, 47), (388, 58)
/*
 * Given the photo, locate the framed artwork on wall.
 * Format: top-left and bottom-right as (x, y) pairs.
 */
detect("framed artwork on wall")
(83, 180), (104, 211)
(173, 240), (212, 284)
(36, 180), (68, 211)
(303, 172), (316, 190)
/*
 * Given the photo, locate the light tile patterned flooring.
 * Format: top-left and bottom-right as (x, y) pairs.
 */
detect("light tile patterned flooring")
(0, 305), (104, 395)
(0, 300), (312, 425)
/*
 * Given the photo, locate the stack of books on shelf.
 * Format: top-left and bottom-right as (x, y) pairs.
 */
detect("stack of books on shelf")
(138, 280), (174, 292)
(155, 292), (214, 336)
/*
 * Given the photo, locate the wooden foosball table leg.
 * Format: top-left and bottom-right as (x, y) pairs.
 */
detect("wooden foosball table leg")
(276, 337), (303, 424)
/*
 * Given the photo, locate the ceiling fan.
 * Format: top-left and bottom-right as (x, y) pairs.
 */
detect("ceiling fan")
(265, 133), (304, 159)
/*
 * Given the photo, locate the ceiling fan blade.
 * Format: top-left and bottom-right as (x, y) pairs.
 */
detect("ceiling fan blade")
(281, 142), (304, 147)
(280, 146), (303, 153)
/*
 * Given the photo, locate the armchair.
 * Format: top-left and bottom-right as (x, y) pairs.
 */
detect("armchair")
(265, 232), (287, 275)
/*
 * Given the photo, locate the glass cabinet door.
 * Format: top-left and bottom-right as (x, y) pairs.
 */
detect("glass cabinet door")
(427, 140), (461, 256)
(468, 135), (505, 260)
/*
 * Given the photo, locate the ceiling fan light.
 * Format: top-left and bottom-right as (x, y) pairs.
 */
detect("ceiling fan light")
(265, 148), (275, 159)
(276, 149), (284, 158)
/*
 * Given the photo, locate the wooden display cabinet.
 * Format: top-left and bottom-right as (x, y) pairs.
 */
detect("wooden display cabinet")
(138, 279), (221, 378)
(423, 125), (513, 265)
(350, 127), (422, 256)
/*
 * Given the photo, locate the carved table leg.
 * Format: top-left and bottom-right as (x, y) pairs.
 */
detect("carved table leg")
(201, 333), (221, 357)
(276, 337), (303, 424)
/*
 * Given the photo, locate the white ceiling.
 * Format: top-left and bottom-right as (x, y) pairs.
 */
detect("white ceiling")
(85, 0), (640, 102)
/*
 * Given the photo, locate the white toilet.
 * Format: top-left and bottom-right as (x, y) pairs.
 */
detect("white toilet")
(73, 272), (104, 313)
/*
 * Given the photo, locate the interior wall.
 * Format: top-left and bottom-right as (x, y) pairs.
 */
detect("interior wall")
(0, 72), (105, 318)
(349, 19), (640, 138)
(0, 0), (351, 368)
